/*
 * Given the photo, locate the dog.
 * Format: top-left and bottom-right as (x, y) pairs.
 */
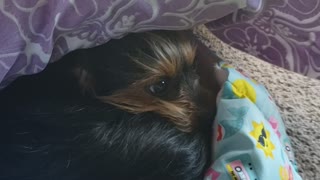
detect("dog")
(0, 30), (224, 179)
(61, 30), (220, 131)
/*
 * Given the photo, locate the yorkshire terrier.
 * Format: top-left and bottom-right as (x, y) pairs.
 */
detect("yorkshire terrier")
(66, 30), (220, 131)
(0, 30), (223, 179)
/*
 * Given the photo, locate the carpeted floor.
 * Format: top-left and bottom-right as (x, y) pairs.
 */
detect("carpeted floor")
(194, 25), (320, 180)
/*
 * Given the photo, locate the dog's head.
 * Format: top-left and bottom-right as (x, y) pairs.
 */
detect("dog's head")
(73, 31), (217, 131)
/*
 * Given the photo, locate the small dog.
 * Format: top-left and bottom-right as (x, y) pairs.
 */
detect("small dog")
(0, 30), (222, 179)
(63, 30), (219, 131)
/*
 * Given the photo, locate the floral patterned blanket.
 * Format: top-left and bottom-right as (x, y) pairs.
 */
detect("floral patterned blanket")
(207, 0), (320, 79)
(0, 0), (263, 89)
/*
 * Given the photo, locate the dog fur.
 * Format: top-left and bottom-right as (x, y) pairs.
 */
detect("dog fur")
(0, 30), (221, 180)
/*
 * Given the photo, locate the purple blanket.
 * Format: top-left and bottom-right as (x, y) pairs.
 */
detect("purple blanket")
(0, 0), (264, 89)
(207, 0), (320, 79)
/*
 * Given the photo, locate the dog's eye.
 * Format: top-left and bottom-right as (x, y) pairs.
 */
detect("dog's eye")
(149, 79), (168, 95)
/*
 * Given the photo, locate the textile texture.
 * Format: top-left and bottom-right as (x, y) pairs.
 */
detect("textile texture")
(194, 25), (320, 180)
(207, 0), (320, 80)
(0, 0), (262, 88)
(206, 63), (301, 180)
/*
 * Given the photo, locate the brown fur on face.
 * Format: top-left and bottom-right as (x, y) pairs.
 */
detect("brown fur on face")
(73, 30), (215, 132)
(98, 32), (199, 131)
(129, 32), (196, 77)
(98, 80), (197, 131)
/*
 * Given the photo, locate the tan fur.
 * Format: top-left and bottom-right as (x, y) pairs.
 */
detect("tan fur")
(130, 32), (197, 78)
(88, 32), (199, 131)
(98, 85), (197, 132)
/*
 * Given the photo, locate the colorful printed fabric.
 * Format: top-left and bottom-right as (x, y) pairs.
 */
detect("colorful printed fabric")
(205, 63), (302, 180)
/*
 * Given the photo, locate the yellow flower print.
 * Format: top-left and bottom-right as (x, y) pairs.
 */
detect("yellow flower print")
(250, 121), (275, 159)
(232, 79), (257, 103)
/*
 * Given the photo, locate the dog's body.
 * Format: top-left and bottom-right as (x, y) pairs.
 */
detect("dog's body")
(0, 30), (222, 179)
(0, 65), (210, 180)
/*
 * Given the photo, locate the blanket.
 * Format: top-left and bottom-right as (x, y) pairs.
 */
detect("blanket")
(206, 62), (302, 180)
(194, 25), (320, 180)
(207, 0), (320, 79)
(0, 0), (263, 89)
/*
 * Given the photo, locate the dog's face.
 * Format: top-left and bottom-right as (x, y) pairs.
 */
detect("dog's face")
(73, 31), (216, 131)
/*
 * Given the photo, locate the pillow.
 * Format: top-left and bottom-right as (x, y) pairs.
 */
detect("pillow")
(0, 0), (263, 88)
(206, 63), (302, 180)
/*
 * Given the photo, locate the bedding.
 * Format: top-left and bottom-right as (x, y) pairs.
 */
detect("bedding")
(205, 62), (301, 180)
(1, 1), (316, 179)
(194, 24), (320, 180)
(0, 0), (263, 89)
(207, 0), (320, 79)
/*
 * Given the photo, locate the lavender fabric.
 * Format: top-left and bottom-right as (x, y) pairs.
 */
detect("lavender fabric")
(207, 0), (320, 79)
(0, 0), (265, 89)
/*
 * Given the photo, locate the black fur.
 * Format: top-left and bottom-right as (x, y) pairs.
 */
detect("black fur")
(0, 57), (211, 180)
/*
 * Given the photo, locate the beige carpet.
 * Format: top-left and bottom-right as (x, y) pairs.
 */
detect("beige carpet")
(194, 25), (320, 180)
